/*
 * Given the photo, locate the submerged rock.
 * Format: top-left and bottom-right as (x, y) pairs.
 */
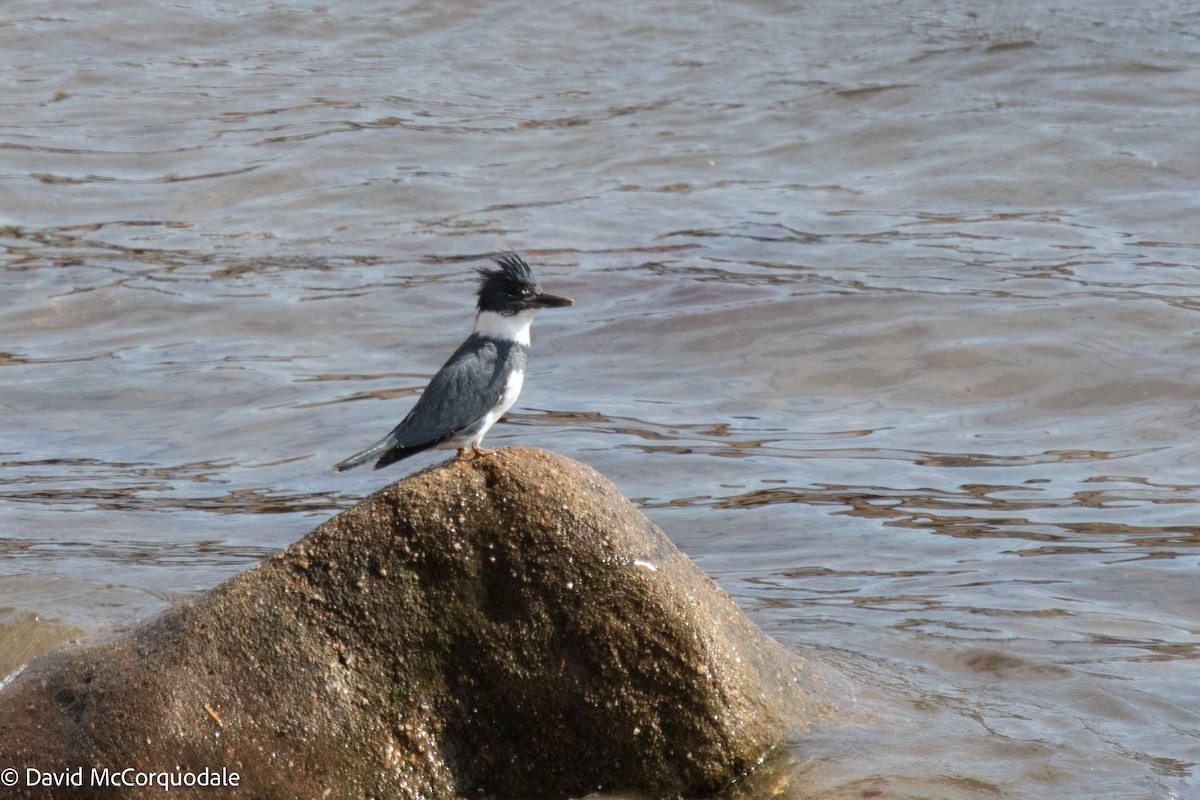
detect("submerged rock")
(0, 448), (829, 799)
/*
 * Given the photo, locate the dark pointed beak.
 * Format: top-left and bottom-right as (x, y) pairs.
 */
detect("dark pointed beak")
(533, 292), (574, 309)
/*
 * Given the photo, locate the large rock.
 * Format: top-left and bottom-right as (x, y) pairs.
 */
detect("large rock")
(0, 448), (829, 799)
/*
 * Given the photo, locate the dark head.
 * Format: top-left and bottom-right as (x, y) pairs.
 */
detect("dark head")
(476, 251), (574, 315)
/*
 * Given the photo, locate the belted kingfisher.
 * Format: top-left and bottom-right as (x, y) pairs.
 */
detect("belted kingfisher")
(332, 251), (573, 472)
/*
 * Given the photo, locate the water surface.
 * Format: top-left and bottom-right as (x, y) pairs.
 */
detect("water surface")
(2, 1), (1198, 797)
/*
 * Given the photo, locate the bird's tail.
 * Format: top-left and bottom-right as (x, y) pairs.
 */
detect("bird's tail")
(332, 436), (396, 472)
(332, 435), (436, 472)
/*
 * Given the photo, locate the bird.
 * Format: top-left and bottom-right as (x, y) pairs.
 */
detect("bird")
(332, 251), (574, 472)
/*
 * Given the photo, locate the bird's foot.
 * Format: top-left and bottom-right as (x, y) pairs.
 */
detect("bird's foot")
(456, 444), (495, 461)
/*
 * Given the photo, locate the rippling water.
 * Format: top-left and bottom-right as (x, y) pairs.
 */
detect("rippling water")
(2, 1), (1198, 797)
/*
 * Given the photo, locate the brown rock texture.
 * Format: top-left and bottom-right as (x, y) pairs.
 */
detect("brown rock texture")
(0, 447), (826, 799)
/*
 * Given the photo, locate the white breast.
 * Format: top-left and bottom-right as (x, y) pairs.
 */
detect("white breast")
(497, 367), (525, 418)
(465, 367), (525, 448)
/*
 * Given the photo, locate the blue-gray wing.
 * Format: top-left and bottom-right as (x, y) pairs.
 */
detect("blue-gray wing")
(388, 334), (524, 447)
